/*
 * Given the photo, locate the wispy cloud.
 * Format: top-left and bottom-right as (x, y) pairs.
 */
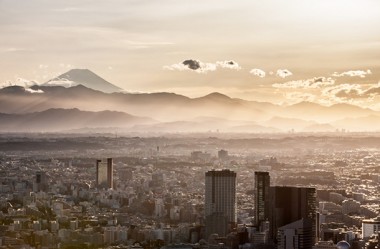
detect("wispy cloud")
(25, 88), (44, 94)
(249, 68), (266, 78)
(322, 84), (364, 100)
(272, 77), (335, 89)
(276, 69), (293, 78)
(332, 69), (372, 78)
(322, 82), (380, 101)
(45, 79), (76, 87)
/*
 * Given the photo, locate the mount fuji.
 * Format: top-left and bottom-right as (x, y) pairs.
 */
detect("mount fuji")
(44, 69), (123, 93)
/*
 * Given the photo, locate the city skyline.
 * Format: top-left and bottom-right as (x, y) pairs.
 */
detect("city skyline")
(0, 133), (379, 248)
(1, 0), (380, 110)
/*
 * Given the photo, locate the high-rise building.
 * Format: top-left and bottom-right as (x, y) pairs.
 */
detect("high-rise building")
(205, 169), (237, 237)
(34, 171), (48, 192)
(269, 186), (317, 247)
(96, 158), (113, 189)
(362, 216), (380, 240)
(218, 149), (229, 160)
(254, 171), (270, 228)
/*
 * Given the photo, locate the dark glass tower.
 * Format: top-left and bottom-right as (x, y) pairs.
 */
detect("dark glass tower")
(269, 186), (317, 247)
(254, 171), (270, 228)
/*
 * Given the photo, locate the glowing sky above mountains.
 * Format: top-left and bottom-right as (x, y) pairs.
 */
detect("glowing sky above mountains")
(1, 0), (380, 108)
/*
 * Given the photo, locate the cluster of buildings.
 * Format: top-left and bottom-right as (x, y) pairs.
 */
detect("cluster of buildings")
(0, 145), (379, 249)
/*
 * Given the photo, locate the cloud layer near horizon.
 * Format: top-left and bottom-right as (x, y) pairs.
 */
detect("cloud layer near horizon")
(272, 68), (379, 108)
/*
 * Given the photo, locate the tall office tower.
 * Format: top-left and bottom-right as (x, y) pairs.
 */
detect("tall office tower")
(205, 169), (237, 237)
(269, 186), (317, 248)
(218, 149), (229, 160)
(34, 171), (48, 192)
(96, 158), (113, 189)
(254, 171), (270, 228)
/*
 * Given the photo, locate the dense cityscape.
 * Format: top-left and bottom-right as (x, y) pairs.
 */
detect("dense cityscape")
(0, 134), (379, 249)
(2, 1), (380, 249)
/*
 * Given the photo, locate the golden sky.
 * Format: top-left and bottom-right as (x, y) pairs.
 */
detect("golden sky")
(1, 0), (380, 108)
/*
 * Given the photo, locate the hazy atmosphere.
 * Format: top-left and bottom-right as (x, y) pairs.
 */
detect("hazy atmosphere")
(1, 2), (380, 249)
(1, 0), (380, 108)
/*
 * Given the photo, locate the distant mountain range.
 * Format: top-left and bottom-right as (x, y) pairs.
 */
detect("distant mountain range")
(0, 69), (380, 133)
(0, 108), (155, 132)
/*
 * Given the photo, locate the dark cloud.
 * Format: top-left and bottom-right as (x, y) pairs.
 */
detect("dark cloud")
(182, 59), (201, 70)
(163, 59), (216, 73)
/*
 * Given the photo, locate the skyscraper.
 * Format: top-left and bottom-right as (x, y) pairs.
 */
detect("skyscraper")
(96, 158), (113, 189)
(254, 171), (270, 228)
(34, 171), (48, 192)
(205, 169), (237, 237)
(269, 186), (317, 247)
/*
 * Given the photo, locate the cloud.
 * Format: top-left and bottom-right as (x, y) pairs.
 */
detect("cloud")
(164, 59), (217, 73)
(363, 83), (380, 96)
(1, 78), (39, 88)
(249, 68), (266, 78)
(272, 77), (335, 89)
(216, 60), (241, 70)
(164, 59), (243, 73)
(16, 78), (38, 87)
(276, 69), (293, 78)
(25, 88), (44, 94)
(183, 59), (201, 70)
(332, 69), (372, 78)
(45, 79), (76, 87)
(322, 84), (364, 100)
(323, 82), (380, 101)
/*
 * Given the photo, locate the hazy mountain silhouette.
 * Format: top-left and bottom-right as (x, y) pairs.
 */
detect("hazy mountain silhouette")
(333, 115), (380, 132)
(264, 116), (317, 132)
(44, 69), (123, 93)
(283, 101), (376, 122)
(0, 108), (154, 132)
(1, 68), (380, 132)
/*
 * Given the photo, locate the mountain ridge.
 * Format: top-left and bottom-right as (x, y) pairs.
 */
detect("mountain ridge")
(0, 108), (155, 132)
(1, 69), (380, 132)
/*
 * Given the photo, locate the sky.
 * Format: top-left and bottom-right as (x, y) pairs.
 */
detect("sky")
(1, 0), (380, 108)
